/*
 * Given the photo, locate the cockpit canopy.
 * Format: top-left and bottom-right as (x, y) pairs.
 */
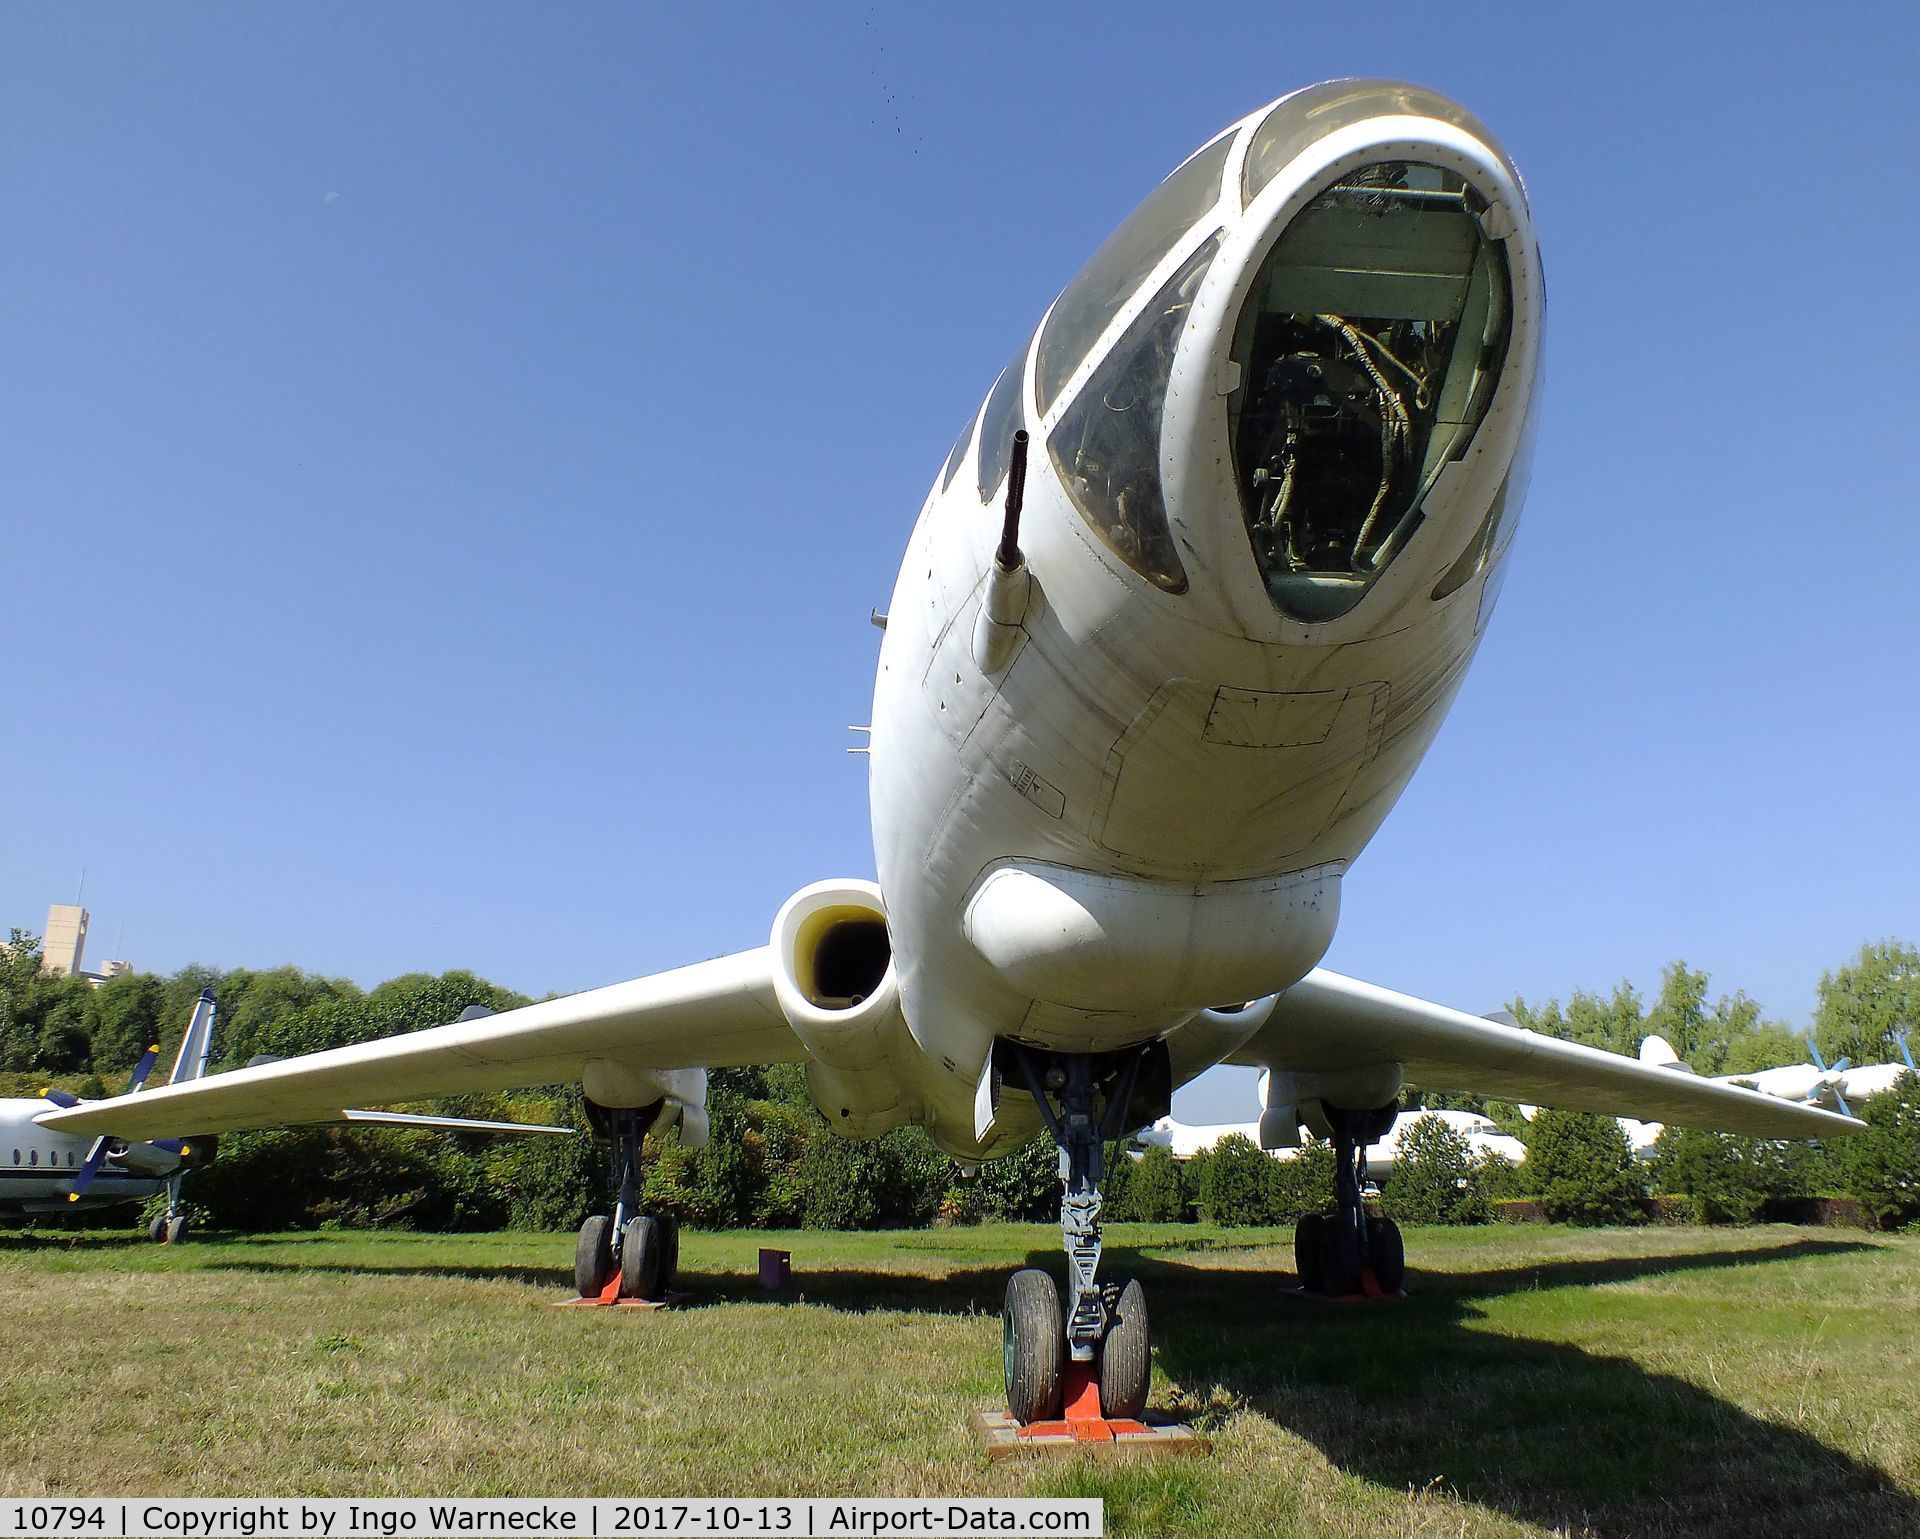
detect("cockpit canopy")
(1228, 161), (1513, 621)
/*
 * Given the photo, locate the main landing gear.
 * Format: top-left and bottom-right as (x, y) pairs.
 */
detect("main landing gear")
(1292, 1103), (1405, 1297)
(998, 1042), (1168, 1426)
(575, 1103), (679, 1302)
(148, 1175), (189, 1245)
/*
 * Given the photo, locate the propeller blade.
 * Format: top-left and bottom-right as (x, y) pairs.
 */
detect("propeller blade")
(39, 1087), (81, 1109)
(65, 1137), (111, 1202)
(1895, 1032), (1916, 1073)
(1803, 1037), (1828, 1072)
(127, 1044), (162, 1095)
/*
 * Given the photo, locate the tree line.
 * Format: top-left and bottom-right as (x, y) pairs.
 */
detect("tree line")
(3, 931), (1917, 1232)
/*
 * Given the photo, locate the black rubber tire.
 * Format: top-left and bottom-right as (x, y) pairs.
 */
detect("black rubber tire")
(1098, 1276), (1150, 1420)
(1318, 1215), (1363, 1298)
(1367, 1214), (1405, 1293)
(1003, 1269), (1064, 1425)
(1294, 1212), (1327, 1292)
(148, 1214), (169, 1245)
(164, 1216), (189, 1246)
(657, 1215), (680, 1294)
(620, 1214), (665, 1301)
(574, 1214), (615, 1297)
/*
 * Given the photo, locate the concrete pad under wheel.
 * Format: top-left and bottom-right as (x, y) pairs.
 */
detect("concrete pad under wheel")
(969, 1410), (1210, 1460)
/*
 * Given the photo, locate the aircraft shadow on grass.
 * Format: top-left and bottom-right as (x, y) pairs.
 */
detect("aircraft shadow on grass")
(711, 1236), (1918, 1539)
(172, 1234), (1915, 1538)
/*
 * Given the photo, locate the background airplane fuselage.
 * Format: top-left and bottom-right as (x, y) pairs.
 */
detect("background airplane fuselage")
(868, 85), (1544, 1157)
(0, 1098), (173, 1215)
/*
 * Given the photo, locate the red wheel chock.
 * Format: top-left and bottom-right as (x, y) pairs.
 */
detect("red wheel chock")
(1015, 1362), (1149, 1443)
(550, 1273), (681, 1310)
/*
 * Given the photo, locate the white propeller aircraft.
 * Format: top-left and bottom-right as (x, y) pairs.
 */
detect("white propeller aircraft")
(1641, 1030), (1915, 1119)
(40, 79), (1861, 1427)
(6, 993), (570, 1243)
(4, 991), (220, 1241)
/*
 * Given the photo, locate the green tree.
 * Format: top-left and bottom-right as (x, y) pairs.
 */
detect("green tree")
(1815, 940), (1920, 1067)
(1523, 1108), (1646, 1224)
(1512, 982), (1644, 1058)
(1112, 1144), (1186, 1221)
(1836, 1078), (1920, 1230)
(213, 966), (361, 1067)
(84, 973), (168, 1072)
(482, 1090), (602, 1230)
(1381, 1115), (1490, 1224)
(1721, 1021), (1813, 1078)
(1197, 1134), (1284, 1225)
(1650, 1129), (1807, 1223)
(963, 1133), (1060, 1222)
(1270, 1137), (1336, 1218)
(31, 978), (93, 1072)
(796, 1127), (946, 1230)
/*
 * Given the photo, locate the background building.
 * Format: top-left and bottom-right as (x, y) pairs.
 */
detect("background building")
(39, 903), (88, 977)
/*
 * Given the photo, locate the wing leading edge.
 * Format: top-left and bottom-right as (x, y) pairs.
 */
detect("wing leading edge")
(1231, 968), (1863, 1138)
(37, 947), (801, 1142)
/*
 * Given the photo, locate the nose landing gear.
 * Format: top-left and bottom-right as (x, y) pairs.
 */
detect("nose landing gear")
(1292, 1103), (1405, 1298)
(997, 1042), (1167, 1428)
(574, 1102), (679, 1303)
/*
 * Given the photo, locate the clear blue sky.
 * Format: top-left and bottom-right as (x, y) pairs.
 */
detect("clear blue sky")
(5, 5), (1916, 1122)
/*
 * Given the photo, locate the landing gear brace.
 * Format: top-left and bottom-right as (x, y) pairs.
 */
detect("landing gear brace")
(573, 1103), (679, 1304)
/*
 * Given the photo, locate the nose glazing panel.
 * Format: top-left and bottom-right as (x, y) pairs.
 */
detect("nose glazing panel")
(1229, 162), (1513, 622)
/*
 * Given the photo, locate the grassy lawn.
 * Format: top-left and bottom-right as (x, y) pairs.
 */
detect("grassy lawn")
(3, 1222), (1917, 1537)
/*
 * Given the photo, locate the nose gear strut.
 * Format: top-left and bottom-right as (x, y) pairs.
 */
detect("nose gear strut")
(997, 1040), (1169, 1425)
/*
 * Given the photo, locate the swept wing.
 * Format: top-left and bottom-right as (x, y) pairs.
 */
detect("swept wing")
(38, 948), (800, 1142)
(1231, 968), (1862, 1137)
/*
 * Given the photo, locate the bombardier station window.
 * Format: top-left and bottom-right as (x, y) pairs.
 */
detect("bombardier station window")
(977, 332), (1035, 503)
(1035, 133), (1233, 416)
(1228, 161), (1512, 622)
(940, 406), (979, 494)
(1049, 233), (1221, 594)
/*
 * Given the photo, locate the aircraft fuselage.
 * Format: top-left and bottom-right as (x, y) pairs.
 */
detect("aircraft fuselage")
(864, 82), (1543, 1157)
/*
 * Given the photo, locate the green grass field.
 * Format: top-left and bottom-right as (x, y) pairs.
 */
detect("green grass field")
(3, 1222), (1917, 1538)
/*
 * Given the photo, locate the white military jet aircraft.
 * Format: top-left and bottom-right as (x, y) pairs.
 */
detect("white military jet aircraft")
(42, 80), (1861, 1426)
(1141, 1105), (1527, 1174)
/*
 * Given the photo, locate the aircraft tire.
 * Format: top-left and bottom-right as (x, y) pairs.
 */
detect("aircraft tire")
(1097, 1276), (1150, 1419)
(620, 1215), (665, 1301)
(1003, 1268), (1064, 1425)
(656, 1214), (680, 1293)
(575, 1214), (615, 1296)
(1294, 1212), (1327, 1292)
(1318, 1217), (1363, 1298)
(1367, 1215), (1405, 1293)
(165, 1216), (189, 1246)
(148, 1214), (169, 1245)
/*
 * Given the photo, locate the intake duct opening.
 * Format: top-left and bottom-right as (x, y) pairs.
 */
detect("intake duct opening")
(803, 913), (892, 1009)
(772, 879), (899, 1020)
